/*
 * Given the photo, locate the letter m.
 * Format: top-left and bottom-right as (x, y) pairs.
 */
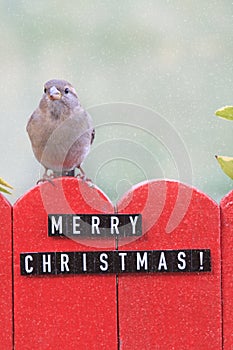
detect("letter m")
(50, 215), (63, 235)
(136, 252), (148, 271)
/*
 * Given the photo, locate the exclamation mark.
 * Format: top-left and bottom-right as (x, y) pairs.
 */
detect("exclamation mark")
(199, 251), (203, 270)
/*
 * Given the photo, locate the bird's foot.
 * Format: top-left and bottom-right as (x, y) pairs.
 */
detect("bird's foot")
(76, 173), (95, 188)
(36, 176), (56, 186)
(37, 170), (55, 186)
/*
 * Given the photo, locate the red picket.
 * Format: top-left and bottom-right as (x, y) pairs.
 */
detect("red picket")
(116, 180), (222, 350)
(220, 190), (233, 350)
(0, 193), (12, 349)
(13, 178), (117, 350)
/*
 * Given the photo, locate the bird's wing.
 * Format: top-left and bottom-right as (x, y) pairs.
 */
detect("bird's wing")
(26, 110), (37, 133)
(73, 106), (95, 145)
(26, 107), (45, 135)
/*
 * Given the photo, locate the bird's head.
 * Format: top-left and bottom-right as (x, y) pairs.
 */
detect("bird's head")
(40, 79), (80, 119)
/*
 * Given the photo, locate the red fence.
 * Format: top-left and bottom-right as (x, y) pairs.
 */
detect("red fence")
(0, 194), (12, 349)
(221, 192), (233, 350)
(117, 181), (221, 349)
(1, 178), (233, 349)
(13, 179), (116, 349)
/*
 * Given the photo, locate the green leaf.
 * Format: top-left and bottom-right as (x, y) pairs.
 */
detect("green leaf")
(215, 106), (233, 120)
(216, 155), (233, 179)
(0, 186), (12, 194)
(0, 177), (13, 189)
(0, 177), (13, 194)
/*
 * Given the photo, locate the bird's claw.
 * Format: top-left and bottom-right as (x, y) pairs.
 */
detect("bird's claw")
(37, 171), (56, 186)
(76, 173), (95, 188)
(37, 177), (56, 186)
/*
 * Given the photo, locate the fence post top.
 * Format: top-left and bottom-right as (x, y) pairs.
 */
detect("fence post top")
(0, 192), (11, 208)
(220, 187), (233, 208)
(117, 178), (219, 207)
(13, 177), (113, 211)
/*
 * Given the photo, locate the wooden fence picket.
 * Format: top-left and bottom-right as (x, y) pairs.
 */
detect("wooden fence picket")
(13, 178), (117, 350)
(220, 191), (233, 350)
(116, 180), (222, 350)
(0, 193), (13, 349)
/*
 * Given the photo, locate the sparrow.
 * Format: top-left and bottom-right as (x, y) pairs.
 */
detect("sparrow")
(26, 79), (95, 181)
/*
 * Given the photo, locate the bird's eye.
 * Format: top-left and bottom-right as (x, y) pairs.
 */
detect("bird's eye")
(44, 87), (47, 93)
(64, 87), (69, 94)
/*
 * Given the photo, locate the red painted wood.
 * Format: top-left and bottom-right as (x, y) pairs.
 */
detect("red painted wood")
(117, 180), (222, 350)
(220, 191), (233, 350)
(0, 194), (12, 349)
(13, 178), (117, 350)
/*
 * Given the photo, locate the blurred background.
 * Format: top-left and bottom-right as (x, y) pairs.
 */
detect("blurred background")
(1, 0), (233, 204)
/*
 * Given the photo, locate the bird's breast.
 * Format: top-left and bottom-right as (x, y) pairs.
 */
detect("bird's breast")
(31, 116), (92, 172)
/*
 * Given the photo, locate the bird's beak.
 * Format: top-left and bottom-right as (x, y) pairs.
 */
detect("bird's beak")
(49, 86), (61, 100)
